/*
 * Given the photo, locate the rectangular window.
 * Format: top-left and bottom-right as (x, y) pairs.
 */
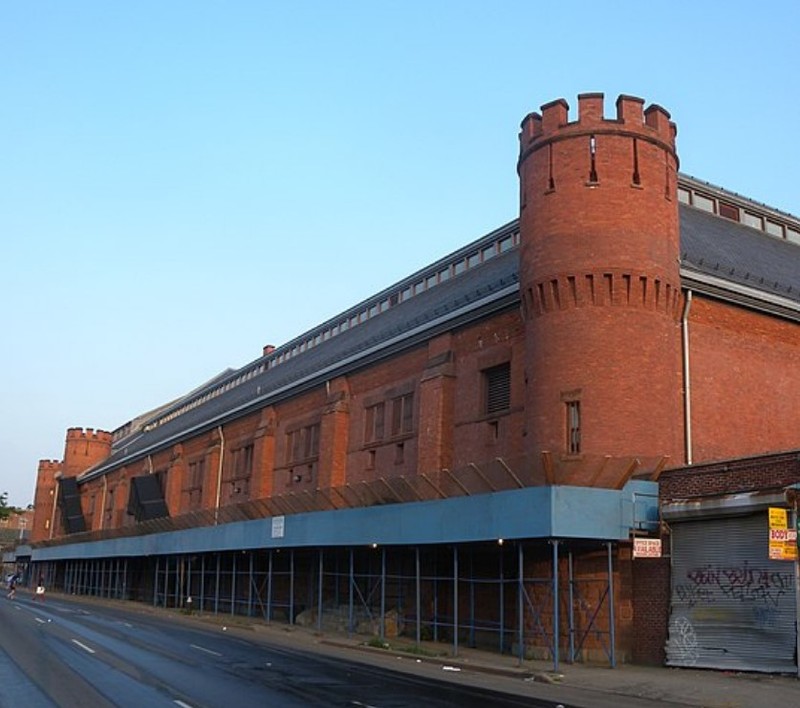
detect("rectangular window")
(766, 220), (784, 238)
(718, 202), (739, 221)
(566, 401), (581, 455)
(186, 458), (205, 508)
(105, 488), (115, 525)
(484, 362), (511, 416)
(365, 402), (385, 444)
(391, 392), (414, 437)
(233, 444), (254, 479)
(692, 192), (715, 213)
(742, 212), (763, 230)
(287, 423), (320, 463)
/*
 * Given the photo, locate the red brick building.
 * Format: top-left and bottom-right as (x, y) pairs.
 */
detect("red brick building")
(29, 93), (800, 671)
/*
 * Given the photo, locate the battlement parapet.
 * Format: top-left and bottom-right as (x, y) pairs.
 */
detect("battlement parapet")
(520, 92), (677, 155)
(66, 427), (113, 443)
(37, 459), (62, 472)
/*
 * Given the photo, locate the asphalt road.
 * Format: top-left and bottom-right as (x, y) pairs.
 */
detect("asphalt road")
(0, 594), (571, 708)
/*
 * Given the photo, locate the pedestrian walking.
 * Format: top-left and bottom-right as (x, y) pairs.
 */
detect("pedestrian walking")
(34, 575), (46, 602)
(6, 573), (19, 600)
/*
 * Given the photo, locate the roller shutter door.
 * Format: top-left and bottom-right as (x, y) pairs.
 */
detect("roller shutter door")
(667, 513), (796, 673)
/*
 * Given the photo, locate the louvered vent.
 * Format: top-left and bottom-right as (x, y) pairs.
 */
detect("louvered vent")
(485, 363), (511, 415)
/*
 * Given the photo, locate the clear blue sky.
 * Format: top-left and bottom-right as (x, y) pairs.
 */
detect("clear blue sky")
(1, 1), (798, 507)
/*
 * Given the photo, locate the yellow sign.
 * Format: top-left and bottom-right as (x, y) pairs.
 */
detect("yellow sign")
(767, 508), (796, 560)
(768, 507), (788, 529)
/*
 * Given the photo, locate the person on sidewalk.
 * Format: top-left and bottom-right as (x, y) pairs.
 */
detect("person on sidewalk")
(34, 575), (46, 602)
(6, 573), (19, 600)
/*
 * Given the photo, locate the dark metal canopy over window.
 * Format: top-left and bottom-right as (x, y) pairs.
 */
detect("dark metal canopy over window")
(128, 476), (170, 523)
(57, 477), (86, 535)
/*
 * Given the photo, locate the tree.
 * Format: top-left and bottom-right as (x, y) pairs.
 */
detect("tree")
(0, 491), (10, 521)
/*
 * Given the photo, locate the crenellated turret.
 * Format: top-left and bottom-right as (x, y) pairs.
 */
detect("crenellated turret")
(63, 427), (113, 478)
(518, 92), (684, 468)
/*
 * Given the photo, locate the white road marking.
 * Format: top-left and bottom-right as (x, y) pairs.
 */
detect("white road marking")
(71, 639), (96, 654)
(34, 617), (46, 624)
(189, 644), (222, 657)
(174, 701), (194, 708)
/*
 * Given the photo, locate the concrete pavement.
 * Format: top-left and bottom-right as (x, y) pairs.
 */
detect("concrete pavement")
(32, 590), (800, 708)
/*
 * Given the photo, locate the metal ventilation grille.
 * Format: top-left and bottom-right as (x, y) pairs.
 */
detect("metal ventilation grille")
(485, 363), (511, 415)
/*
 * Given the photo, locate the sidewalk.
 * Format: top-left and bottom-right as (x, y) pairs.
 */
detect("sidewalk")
(245, 621), (800, 708)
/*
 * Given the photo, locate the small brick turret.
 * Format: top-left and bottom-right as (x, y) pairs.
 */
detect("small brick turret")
(518, 93), (684, 466)
(62, 427), (113, 478)
(31, 459), (62, 542)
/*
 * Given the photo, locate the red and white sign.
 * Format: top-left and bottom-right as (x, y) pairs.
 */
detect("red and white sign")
(633, 538), (662, 558)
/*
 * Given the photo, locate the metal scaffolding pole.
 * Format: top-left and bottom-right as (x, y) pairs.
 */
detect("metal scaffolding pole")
(568, 550), (575, 662)
(499, 546), (505, 654)
(453, 546), (459, 658)
(318, 549), (324, 633)
(266, 550), (273, 622)
(433, 563), (439, 643)
(176, 556), (182, 609)
(186, 556), (193, 610)
(289, 549), (295, 625)
(231, 552), (237, 617)
(248, 552), (254, 617)
(415, 547), (421, 647)
(214, 553), (221, 615)
(517, 543), (524, 667)
(607, 542), (616, 668)
(200, 554), (206, 612)
(154, 557), (160, 607)
(348, 548), (354, 637)
(380, 547), (386, 642)
(552, 540), (560, 672)
(469, 550), (475, 648)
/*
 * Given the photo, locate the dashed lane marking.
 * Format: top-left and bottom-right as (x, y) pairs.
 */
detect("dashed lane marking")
(71, 639), (96, 654)
(189, 644), (222, 657)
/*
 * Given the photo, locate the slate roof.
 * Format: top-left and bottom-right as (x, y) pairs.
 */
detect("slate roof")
(680, 206), (800, 304)
(80, 202), (800, 483)
(83, 242), (520, 481)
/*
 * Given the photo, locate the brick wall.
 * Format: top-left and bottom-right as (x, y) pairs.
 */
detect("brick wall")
(660, 450), (800, 501)
(632, 556), (670, 664)
(689, 297), (800, 462)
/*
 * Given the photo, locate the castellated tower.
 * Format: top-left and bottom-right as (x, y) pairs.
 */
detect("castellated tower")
(31, 428), (113, 541)
(31, 459), (61, 543)
(62, 427), (113, 478)
(517, 93), (684, 466)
